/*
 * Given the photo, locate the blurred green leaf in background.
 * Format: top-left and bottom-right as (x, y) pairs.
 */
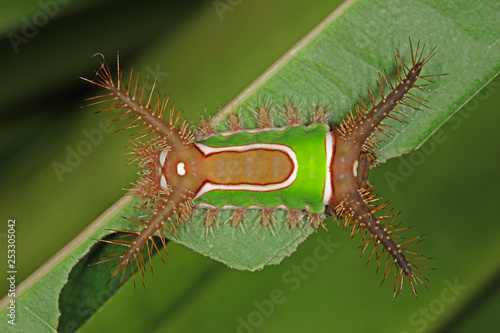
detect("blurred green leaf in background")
(0, 0), (499, 332)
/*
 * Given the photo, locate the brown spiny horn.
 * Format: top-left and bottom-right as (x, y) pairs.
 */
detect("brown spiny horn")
(81, 57), (194, 150)
(336, 41), (437, 155)
(330, 41), (437, 297)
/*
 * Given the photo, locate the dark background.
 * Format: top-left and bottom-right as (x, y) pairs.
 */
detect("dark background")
(0, 0), (498, 332)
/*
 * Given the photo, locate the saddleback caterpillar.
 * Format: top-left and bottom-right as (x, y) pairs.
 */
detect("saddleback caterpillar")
(84, 40), (438, 297)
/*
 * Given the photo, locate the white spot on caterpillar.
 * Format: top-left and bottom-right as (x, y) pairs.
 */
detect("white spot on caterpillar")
(353, 160), (358, 177)
(177, 162), (186, 176)
(159, 150), (168, 167)
(160, 175), (168, 189)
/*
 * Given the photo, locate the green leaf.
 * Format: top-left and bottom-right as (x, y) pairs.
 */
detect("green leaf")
(1, 0), (499, 332)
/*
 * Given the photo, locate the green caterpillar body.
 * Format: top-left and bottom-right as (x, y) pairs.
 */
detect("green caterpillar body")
(191, 123), (333, 214)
